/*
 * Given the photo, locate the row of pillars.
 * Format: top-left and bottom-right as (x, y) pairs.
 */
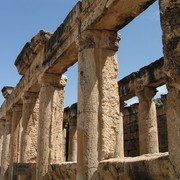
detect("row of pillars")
(0, 30), (124, 180)
(0, 74), (67, 179)
(0, 85), (162, 179)
(0, 25), (179, 179)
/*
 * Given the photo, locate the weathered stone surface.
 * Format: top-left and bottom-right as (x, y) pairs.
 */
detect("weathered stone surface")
(0, 118), (11, 179)
(98, 153), (174, 180)
(0, 0), (179, 179)
(166, 87), (180, 179)
(20, 92), (39, 163)
(123, 97), (168, 157)
(119, 58), (165, 101)
(1, 86), (14, 99)
(77, 29), (123, 180)
(68, 104), (77, 162)
(9, 104), (22, 179)
(136, 87), (159, 155)
(1, 0), (158, 114)
(0, 120), (5, 164)
(15, 30), (52, 75)
(36, 74), (67, 179)
(160, 0), (180, 87)
(48, 162), (76, 180)
(160, 0), (180, 178)
(81, 0), (156, 31)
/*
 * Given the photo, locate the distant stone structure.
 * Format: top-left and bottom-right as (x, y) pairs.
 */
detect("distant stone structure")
(0, 0), (179, 179)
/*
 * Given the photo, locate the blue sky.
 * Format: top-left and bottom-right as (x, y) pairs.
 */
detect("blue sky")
(0, 1), (166, 107)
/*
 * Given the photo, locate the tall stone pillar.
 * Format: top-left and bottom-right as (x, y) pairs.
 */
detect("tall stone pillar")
(77, 30), (123, 179)
(136, 87), (159, 155)
(36, 73), (67, 179)
(62, 123), (68, 162)
(0, 112), (11, 179)
(160, 0), (180, 178)
(68, 116), (77, 162)
(20, 92), (39, 163)
(0, 120), (5, 165)
(9, 104), (22, 179)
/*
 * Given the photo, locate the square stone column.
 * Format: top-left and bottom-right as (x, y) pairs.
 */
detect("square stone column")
(36, 73), (67, 179)
(160, 0), (180, 178)
(0, 112), (11, 179)
(136, 87), (159, 155)
(20, 92), (39, 163)
(9, 104), (22, 179)
(77, 30), (123, 180)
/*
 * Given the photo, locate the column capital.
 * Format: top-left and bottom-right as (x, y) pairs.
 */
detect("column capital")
(77, 30), (121, 51)
(12, 104), (22, 112)
(1, 86), (14, 99)
(22, 92), (39, 104)
(135, 86), (157, 102)
(5, 111), (13, 122)
(68, 117), (77, 126)
(38, 73), (67, 87)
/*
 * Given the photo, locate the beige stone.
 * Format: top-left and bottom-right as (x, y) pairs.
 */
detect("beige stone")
(68, 117), (77, 162)
(160, 0), (180, 178)
(0, 120), (5, 165)
(0, 0), (179, 179)
(20, 92), (39, 163)
(0, 113), (11, 179)
(62, 123), (68, 162)
(9, 104), (22, 179)
(77, 29), (123, 180)
(36, 73), (67, 179)
(136, 87), (159, 155)
(98, 153), (171, 180)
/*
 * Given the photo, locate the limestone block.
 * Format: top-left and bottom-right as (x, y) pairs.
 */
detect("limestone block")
(98, 153), (174, 180)
(48, 162), (76, 180)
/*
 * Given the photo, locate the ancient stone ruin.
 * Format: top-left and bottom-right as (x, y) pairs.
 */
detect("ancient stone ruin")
(0, 0), (179, 179)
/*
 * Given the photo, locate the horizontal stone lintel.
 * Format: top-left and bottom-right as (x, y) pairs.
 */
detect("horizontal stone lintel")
(15, 30), (52, 75)
(119, 57), (166, 101)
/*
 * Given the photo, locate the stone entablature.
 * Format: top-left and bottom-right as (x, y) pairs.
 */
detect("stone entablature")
(0, 0), (156, 115)
(119, 57), (165, 101)
(15, 30), (52, 75)
(1, 87), (14, 99)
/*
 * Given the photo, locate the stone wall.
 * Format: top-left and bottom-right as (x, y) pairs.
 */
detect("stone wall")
(63, 95), (168, 159)
(123, 96), (168, 157)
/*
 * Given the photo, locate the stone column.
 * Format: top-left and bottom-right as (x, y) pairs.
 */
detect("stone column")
(77, 30), (123, 179)
(9, 104), (22, 179)
(36, 73), (67, 179)
(68, 116), (77, 162)
(0, 112), (11, 179)
(0, 120), (5, 165)
(136, 87), (159, 155)
(20, 92), (39, 163)
(62, 123), (68, 162)
(160, 0), (180, 178)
